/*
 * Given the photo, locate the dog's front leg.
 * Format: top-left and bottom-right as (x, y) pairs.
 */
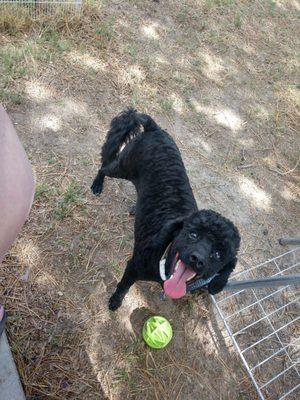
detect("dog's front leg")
(91, 169), (105, 196)
(109, 259), (137, 311)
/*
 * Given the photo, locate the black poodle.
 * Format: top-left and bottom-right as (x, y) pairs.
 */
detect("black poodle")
(91, 109), (240, 310)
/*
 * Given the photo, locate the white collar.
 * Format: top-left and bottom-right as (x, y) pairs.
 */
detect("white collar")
(159, 242), (172, 281)
(159, 259), (167, 281)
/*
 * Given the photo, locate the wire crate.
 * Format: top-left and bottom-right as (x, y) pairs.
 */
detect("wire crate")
(212, 247), (300, 400)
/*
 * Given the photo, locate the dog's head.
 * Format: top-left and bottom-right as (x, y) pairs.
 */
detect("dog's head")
(163, 209), (240, 298)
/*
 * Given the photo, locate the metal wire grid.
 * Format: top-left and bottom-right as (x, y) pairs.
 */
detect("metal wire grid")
(212, 247), (300, 400)
(0, 0), (81, 15)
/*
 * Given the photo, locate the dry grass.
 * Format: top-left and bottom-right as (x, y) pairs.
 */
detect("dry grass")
(0, 0), (299, 399)
(0, 2), (103, 35)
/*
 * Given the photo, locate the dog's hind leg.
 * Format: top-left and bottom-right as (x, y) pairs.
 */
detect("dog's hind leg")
(128, 204), (136, 216)
(91, 158), (128, 196)
(109, 259), (137, 311)
(101, 159), (128, 179)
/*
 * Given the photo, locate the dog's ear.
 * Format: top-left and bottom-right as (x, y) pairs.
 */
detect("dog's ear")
(225, 223), (241, 255)
(208, 257), (238, 295)
(150, 218), (184, 252)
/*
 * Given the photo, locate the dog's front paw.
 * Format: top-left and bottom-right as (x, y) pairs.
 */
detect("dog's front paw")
(108, 293), (122, 311)
(91, 178), (103, 196)
(208, 278), (227, 295)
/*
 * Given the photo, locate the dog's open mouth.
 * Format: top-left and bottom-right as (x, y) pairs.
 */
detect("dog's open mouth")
(163, 253), (198, 299)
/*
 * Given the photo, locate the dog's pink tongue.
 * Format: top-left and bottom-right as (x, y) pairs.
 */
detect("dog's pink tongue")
(164, 261), (195, 299)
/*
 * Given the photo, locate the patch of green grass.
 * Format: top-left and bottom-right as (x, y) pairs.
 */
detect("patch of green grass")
(0, 41), (59, 84)
(35, 183), (51, 201)
(47, 156), (58, 165)
(0, 89), (24, 105)
(38, 30), (72, 53)
(57, 39), (71, 52)
(40, 29), (60, 45)
(177, 5), (191, 25)
(160, 98), (174, 114)
(82, 159), (90, 167)
(268, 0), (276, 16)
(35, 183), (60, 202)
(94, 17), (115, 47)
(195, 112), (206, 124)
(64, 181), (82, 203)
(54, 179), (84, 220)
(128, 380), (143, 396)
(206, 29), (227, 49)
(114, 367), (129, 383)
(182, 33), (200, 53)
(0, 46), (27, 79)
(49, 335), (61, 347)
(109, 261), (122, 276)
(234, 15), (242, 28)
(273, 124), (287, 137)
(123, 339), (144, 361)
(127, 44), (138, 62)
(113, 339), (145, 391)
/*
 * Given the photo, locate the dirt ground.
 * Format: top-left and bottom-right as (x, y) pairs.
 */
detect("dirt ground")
(0, 1), (299, 399)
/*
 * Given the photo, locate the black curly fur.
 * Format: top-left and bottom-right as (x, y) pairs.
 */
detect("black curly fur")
(91, 109), (240, 310)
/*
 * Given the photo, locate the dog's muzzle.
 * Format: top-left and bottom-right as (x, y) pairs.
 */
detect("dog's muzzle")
(159, 252), (217, 299)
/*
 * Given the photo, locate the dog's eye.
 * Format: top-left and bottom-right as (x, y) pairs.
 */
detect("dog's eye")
(189, 232), (198, 240)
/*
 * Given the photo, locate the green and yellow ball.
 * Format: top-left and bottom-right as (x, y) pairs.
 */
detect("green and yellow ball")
(142, 316), (173, 349)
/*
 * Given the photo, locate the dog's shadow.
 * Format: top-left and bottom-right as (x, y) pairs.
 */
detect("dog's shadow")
(129, 306), (154, 338)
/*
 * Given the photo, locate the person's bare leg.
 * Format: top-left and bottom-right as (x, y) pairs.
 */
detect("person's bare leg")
(0, 105), (35, 262)
(0, 105), (35, 332)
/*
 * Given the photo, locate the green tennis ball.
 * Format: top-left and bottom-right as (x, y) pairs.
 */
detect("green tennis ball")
(142, 316), (173, 349)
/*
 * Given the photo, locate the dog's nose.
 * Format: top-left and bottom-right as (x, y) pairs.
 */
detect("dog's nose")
(189, 252), (205, 267)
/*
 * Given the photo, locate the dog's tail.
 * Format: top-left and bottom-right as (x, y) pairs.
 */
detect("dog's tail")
(101, 108), (159, 166)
